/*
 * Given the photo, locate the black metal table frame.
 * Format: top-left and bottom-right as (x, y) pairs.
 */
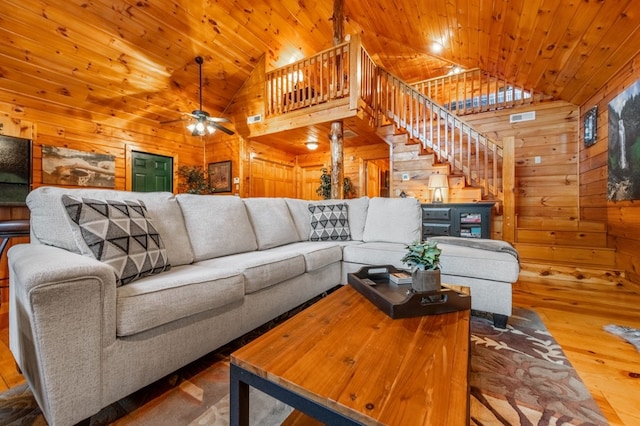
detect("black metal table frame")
(229, 363), (364, 426)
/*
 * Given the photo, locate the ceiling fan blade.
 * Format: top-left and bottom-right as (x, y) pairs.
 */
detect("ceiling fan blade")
(159, 118), (186, 124)
(205, 116), (231, 123)
(209, 121), (235, 135)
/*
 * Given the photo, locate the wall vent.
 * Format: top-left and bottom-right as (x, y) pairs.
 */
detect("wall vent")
(247, 114), (262, 124)
(509, 111), (535, 123)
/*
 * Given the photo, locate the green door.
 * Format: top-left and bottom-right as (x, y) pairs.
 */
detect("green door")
(131, 151), (173, 192)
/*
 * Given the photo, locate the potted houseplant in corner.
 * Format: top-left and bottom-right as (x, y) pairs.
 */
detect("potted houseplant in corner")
(401, 240), (442, 293)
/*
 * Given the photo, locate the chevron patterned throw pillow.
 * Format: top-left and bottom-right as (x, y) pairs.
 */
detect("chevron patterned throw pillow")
(62, 195), (171, 285)
(308, 203), (351, 241)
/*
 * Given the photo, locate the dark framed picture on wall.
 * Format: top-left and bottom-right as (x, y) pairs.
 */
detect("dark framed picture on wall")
(208, 160), (232, 193)
(0, 135), (31, 206)
(583, 106), (597, 147)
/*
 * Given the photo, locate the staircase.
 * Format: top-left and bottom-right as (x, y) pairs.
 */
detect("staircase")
(262, 37), (623, 283)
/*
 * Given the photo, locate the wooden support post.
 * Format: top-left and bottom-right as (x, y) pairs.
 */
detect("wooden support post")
(330, 121), (344, 199)
(502, 136), (516, 243)
(329, 0), (345, 200)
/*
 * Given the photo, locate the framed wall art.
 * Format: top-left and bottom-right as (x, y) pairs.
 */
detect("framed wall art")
(208, 160), (232, 193)
(608, 78), (640, 201)
(0, 135), (31, 205)
(42, 145), (115, 187)
(583, 105), (597, 147)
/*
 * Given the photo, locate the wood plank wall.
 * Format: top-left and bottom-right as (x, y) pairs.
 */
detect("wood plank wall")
(581, 51), (640, 284)
(0, 99), (206, 303)
(464, 101), (580, 221)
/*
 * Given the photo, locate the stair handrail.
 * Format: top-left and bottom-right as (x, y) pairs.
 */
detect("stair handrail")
(412, 68), (548, 115)
(368, 66), (504, 200)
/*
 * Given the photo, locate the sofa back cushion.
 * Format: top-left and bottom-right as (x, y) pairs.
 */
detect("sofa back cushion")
(26, 187), (194, 266)
(243, 198), (299, 250)
(176, 194), (257, 261)
(286, 197), (369, 241)
(362, 197), (422, 244)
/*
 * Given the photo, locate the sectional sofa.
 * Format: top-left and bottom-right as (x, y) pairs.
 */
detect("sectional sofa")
(8, 187), (519, 425)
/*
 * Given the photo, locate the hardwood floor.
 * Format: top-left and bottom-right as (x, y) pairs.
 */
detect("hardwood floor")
(0, 277), (639, 425)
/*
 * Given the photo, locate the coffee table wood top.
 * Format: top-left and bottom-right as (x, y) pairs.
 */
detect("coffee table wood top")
(231, 285), (470, 425)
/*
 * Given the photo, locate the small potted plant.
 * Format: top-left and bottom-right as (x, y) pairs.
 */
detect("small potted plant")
(400, 240), (442, 293)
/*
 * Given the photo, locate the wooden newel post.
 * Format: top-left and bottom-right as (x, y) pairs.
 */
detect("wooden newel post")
(330, 121), (344, 199)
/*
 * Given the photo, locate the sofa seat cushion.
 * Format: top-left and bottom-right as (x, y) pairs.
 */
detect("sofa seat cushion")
(343, 242), (408, 269)
(116, 265), (244, 336)
(268, 241), (343, 272)
(437, 243), (520, 283)
(196, 251), (305, 294)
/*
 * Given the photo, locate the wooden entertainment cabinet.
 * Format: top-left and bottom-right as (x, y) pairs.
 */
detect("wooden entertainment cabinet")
(421, 202), (495, 240)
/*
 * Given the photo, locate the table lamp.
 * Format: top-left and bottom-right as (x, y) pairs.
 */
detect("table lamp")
(428, 174), (449, 203)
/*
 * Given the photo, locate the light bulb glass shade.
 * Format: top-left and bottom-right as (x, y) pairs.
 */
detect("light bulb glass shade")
(186, 123), (196, 132)
(306, 142), (318, 150)
(206, 124), (216, 134)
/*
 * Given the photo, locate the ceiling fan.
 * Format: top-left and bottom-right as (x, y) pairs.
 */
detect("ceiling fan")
(161, 56), (235, 136)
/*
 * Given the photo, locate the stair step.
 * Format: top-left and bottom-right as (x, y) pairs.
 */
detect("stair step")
(449, 187), (482, 202)
(518, 261), (625, 286)
(513, 242), (616, 268)
(516, 228), (607, 247)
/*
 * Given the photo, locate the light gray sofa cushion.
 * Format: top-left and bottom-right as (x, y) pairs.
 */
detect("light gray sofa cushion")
(196, 251), (305, 294)
(116, 265), (244, 336)
(362, 197), (421, 244)
(268, 241), (343, 272)
(437, 242), (520, 282)
(243, 198), (299, 249)
(285, 197), (369, 241)
(26, 187), (195, 266)
(343, 241), (407, 268)
(176, 194), (258, 261)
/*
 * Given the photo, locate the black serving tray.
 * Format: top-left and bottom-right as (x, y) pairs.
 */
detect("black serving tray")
(347, 265), (471, 319)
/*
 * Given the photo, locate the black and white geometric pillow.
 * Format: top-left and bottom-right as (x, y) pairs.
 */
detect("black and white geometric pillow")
(308, 203), (351, 241)
(62, 195), (171, 285)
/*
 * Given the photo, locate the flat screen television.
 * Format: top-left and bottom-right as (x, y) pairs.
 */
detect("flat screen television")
(0, 135), (32, 205)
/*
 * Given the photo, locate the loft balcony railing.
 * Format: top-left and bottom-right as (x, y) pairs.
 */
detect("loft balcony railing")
(413, 68), (548, 115)
(263, 37), (515, 208)
(265, 42), (352, 116)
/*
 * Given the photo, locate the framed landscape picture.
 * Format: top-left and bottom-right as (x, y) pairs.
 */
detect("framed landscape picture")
(608, 79), (640, 201)
(0, 135), (31, 205)
(208, 160), (232, 192)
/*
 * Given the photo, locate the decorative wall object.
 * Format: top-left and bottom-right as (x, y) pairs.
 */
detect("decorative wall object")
(583, 106), (597, 147)
(0, 135), (31, 205)
(208, 161), (232, 192)
(608, 79), (640, 201)
(42, 145), (115, 187)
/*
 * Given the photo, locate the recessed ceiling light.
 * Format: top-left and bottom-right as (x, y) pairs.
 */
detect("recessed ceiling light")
(306, 141), (318, 150)
(431, 42), (443, 54)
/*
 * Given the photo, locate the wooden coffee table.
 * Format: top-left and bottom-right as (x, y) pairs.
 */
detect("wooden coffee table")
(230, 284), (470, 425)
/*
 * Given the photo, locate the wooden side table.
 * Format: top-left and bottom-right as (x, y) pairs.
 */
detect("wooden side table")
(0, 219), (30, 307)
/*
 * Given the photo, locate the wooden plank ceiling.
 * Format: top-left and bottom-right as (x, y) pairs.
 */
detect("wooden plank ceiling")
(1, 0), (639, 143)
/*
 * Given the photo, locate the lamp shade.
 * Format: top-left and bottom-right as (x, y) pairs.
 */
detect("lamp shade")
(428, 174), (449, 189)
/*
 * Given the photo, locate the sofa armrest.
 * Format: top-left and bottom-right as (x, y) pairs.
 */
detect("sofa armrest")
(8, 244), (117, 424)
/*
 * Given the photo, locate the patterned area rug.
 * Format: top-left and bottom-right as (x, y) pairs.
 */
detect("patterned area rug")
(0, 307), (607, 425)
